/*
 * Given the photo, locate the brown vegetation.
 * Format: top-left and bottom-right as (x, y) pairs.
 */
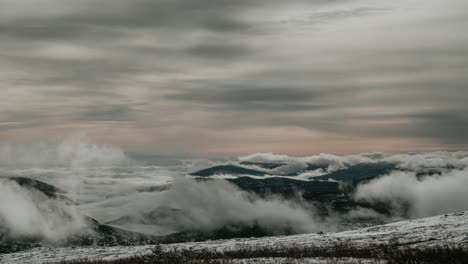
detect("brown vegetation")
(52, 243), (468, 264)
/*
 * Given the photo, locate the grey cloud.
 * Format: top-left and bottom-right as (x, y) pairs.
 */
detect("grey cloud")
(397, 112), (468, 145)
(0, 0), (255, 41)
(0, 24), (91, 41)
(297, 110), (468, 146)
(166, 85), (327, 112)
(281, 7), (387, 25)
(186, 41), (253, 60)
(78, 105), (133, 122)
(1, 0), (468, 154)
(0, 0), (366, 43)
(303, 110), (468, 147)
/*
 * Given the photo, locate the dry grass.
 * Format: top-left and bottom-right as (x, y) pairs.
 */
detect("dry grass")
(51, 243), (468, 264)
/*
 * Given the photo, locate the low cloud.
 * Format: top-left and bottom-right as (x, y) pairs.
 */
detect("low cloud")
(155, 177), (330, 234)
(1, 138), (468, 242)
(239, 151), (468, 172)
(355, 169), (468, 218)
(0, 179), (88, 242)
(0, 134), (131, 168)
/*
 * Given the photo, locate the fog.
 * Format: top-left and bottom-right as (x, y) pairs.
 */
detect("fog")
(0, 179), (87, 242)
(0, 135), (131, 168)
(355, 169), (468, 218)
(1, 138), (468, 243)
(239, 151), (468, 172)
(0, 138), (332, 241)
(0, 137), (134, 242)
(155, 177), (330, 233)
(240, 151), (468, 220)
(76, 177), (336, 236)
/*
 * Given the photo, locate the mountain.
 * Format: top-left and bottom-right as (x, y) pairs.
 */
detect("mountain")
(311, 162), (397, 183)
(7, 176), (71, 201)
(156, 223), (288, 244)
(189, 162), (395, 180)
(191, 162), (330, 178)
(228, 176), (340, 200)
(239, 161), (285, 169)
(66, 217), (156, 247)
(190, 165), (268, 177)
(284, 163), (330, 176)
(106, 207), (182, 226)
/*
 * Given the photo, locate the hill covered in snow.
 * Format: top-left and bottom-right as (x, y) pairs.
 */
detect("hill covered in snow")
(1, 211), (467, 263)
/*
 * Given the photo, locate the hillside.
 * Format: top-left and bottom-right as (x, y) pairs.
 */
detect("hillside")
(2, 211), (467, 263)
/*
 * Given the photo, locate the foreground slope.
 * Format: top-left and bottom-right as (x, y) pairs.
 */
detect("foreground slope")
(173, 211), (468, 251)
(1, 211), (467, 264)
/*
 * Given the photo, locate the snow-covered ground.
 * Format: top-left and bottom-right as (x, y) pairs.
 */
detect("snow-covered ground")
(225, 258), (383, 264)
(1, 211), (467, 264)
(171, 211), (468, 251)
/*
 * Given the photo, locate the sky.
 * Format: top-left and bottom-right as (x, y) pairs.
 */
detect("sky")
(0, 0), (467, 156)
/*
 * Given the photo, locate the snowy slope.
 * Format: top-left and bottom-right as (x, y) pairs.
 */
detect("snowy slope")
(172, 211), (468, 251)
(1, 211), (467, 264)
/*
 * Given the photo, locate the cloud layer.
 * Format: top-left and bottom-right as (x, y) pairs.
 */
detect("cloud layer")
(0, 179), (88, 242)
(1, 138), (468, 240)
(1, 0), (468, 155)
(355, 169), (468, 218)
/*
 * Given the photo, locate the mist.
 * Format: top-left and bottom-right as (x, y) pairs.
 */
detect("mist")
(0, 135), (131, 169)
(1, 138), (468, 243)
(355, 169), (468, 218)
(239, 151), (468, 173)
(0, 179), (88, 242)
(155, 177), (331, 233)
(0, 136), (136, 243)
(0, 137), (337, 241)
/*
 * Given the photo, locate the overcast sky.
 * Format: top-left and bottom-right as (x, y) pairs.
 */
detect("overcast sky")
(1, 0), (467, 156)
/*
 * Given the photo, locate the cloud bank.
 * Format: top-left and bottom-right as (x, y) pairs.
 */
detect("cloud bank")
(1, 138), (467, 242)
(0, 179), (88, 242)
(156, 177), (329, 234)
(239, 151), (468, 172)
(0, 135), (131, 168)
(355, 169), (468, 218)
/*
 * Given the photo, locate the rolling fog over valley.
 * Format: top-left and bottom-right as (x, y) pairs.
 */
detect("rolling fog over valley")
(1, 137), (468, 251)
